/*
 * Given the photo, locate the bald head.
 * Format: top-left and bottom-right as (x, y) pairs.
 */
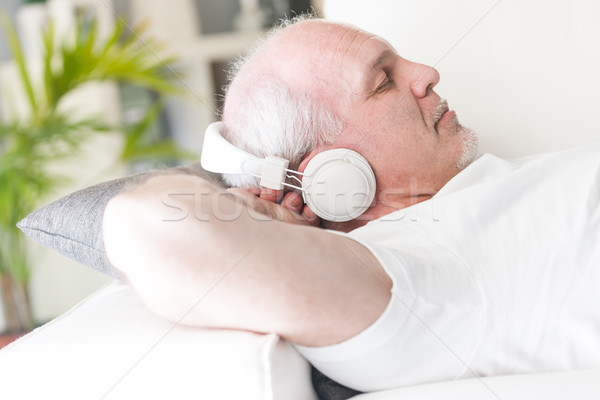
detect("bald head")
(219, 18), (346, 188)
(224, 19), (348, 121)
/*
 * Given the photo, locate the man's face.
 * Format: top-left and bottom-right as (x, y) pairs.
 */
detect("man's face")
(273, 22), (478, 203)
(232, 21), (478, 217)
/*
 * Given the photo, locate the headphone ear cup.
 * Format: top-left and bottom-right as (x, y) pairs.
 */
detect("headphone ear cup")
(301, 149), (376, 222)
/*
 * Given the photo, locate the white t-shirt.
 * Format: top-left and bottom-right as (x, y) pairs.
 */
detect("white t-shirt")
(297, 144), (600, 391)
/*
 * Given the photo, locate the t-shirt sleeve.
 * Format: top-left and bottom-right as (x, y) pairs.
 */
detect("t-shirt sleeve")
(294, 228), (487, 391)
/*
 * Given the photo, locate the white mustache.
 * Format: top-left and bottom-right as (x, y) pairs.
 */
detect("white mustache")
(433, 99), (448, 126)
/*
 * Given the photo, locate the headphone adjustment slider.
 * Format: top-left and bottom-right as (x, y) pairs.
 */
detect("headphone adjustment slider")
(260, 156), (290, 190)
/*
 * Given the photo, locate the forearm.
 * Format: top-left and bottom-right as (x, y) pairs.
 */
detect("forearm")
(103, 174), (260, 315)
(103, 173), (392, 346)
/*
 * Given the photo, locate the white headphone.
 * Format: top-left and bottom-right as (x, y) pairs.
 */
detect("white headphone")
(200, 122), (376, 222)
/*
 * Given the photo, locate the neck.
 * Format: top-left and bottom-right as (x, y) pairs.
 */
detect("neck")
(321, 193), (435, 233)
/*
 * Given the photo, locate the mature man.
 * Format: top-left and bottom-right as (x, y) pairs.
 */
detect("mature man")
(103, 18), (600, 391)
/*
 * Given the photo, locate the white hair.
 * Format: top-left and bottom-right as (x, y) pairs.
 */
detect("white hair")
(220, 15), (343, 188)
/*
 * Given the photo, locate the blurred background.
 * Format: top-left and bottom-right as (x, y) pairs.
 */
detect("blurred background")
(0, 0), (320, 337)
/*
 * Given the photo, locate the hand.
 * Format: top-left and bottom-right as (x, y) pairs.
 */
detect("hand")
(226, 187), (320, 227)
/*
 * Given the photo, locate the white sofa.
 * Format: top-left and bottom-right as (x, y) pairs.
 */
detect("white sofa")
(2, 1), (600, 399)
(2, 281), (600, 400)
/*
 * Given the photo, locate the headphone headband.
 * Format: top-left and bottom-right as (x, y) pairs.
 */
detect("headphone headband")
(201, 122), (262, 176)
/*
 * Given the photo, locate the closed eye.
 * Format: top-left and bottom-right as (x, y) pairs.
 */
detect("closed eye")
(375, 74), (393, 94)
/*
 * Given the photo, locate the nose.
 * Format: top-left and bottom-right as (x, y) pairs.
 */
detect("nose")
(406, 60), (440, 98)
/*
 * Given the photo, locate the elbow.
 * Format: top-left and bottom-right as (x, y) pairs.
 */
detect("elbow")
(102, 191), (139, 278)
(103, 189), (183, 319)
(103, 184), (176, 278)
(102, 174), (233, 325)
(102, 175), (189, 276)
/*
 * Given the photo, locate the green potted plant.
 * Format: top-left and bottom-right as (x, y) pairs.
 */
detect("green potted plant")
(0, 12), (188, 334)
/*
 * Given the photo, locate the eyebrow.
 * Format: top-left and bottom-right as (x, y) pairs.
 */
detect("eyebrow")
(369, 49), (395, 72)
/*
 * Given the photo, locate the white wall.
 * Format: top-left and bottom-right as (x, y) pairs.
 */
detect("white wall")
(324, 0), (600, 158)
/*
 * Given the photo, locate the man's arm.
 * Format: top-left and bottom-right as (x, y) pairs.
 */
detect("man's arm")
(103, 173), (392, 347)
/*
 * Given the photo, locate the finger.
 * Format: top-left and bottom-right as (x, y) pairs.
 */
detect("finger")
(301, 205), (321, 227)
(281, 192), (303, 213)
(259, 187), (283, 203)
(244, 187), (261, 196)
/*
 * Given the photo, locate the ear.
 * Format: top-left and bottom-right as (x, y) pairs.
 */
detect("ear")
(297, 148), (323, 173)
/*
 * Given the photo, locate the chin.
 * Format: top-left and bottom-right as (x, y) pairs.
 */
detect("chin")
(456, 126), (479, 170)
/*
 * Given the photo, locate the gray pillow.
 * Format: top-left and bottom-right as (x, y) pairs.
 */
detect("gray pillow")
(17, 163), (221, 278)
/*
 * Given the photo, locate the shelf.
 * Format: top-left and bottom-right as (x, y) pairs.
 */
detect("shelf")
(170, 30), (267, 63)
